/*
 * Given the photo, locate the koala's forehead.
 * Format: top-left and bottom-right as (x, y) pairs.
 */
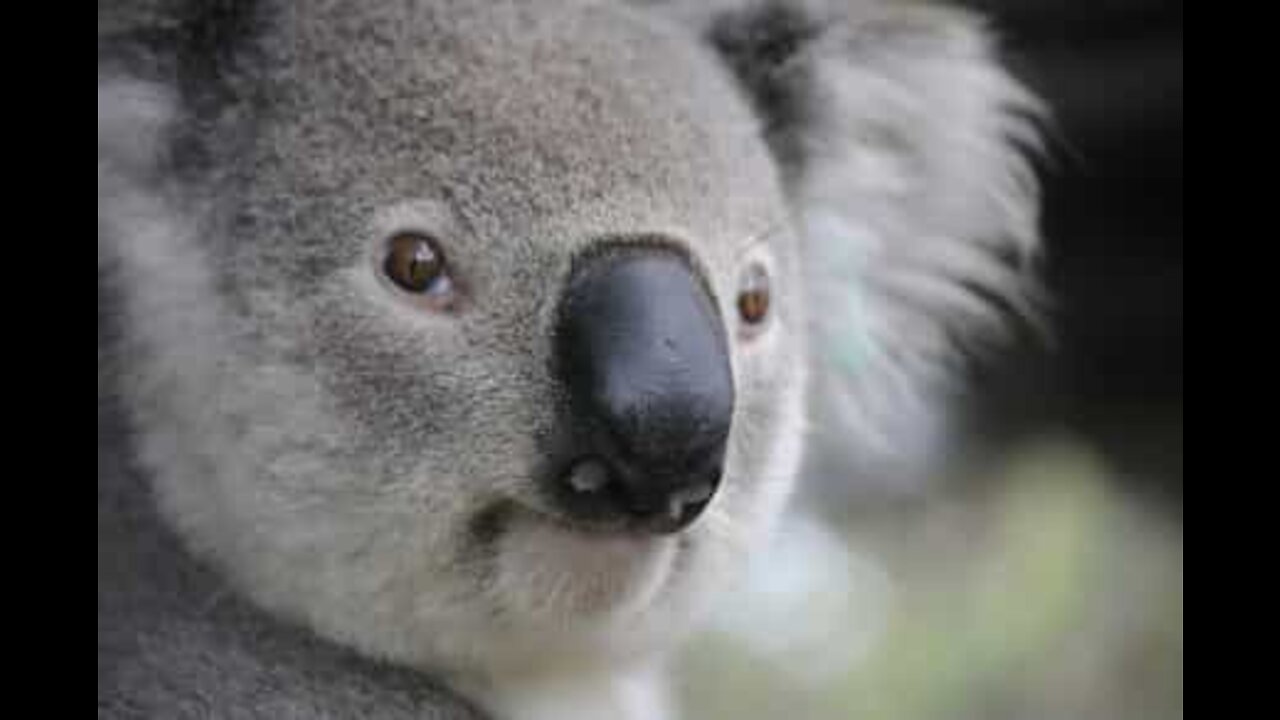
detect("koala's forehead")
(249, 0), (782, 244)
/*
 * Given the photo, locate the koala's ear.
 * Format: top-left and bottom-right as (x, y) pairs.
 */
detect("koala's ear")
(651, 1), (1047, 480)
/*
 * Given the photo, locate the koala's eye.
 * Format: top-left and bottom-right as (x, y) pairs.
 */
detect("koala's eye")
(383, 234), (453, 300)
(738, 263), (772, 328)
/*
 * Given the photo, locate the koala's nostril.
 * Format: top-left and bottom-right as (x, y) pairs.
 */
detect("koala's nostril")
(558, 456), (722, 535)
(554, 243), (735, 534)
(566, 458), (613, 496)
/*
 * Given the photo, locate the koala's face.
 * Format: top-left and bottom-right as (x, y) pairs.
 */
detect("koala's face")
(130, 2), (807, 674)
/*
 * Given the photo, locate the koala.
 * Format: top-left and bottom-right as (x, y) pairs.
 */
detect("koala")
(97, 1), (1042, 718)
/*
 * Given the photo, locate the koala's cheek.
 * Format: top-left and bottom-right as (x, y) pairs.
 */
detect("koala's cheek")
(491, 515), (680, 620)
(722, 357), (810, 534)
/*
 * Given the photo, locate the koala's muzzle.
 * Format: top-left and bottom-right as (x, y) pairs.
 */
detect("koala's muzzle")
(554, 246), (734, 535)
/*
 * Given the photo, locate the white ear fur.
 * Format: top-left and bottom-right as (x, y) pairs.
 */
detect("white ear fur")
(794, 4), (1045, 478)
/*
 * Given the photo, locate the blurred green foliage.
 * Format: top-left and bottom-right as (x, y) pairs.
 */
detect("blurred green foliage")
(680, 438), (1183, 720)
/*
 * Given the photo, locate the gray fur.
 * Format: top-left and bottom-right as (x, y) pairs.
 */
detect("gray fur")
(98, 1), (1041, 718)
(98, 372), (484, 719)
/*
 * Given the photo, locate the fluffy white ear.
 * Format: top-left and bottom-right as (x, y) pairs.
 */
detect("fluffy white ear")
(657, 1), (1047, 489)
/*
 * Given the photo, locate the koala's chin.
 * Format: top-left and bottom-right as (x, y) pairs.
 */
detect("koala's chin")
(463, 409), (808, 720)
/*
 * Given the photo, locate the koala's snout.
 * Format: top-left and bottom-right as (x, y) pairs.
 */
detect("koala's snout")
(554, 245), (735, 535)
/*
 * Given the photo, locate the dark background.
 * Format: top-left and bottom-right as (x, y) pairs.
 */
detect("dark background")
(959, 0), (1184, 500)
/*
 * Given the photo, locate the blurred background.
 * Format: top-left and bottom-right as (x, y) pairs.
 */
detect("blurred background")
(682, 2), (1183, 719)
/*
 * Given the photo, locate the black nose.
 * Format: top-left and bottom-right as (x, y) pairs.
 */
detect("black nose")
(553, 245), (735, 535)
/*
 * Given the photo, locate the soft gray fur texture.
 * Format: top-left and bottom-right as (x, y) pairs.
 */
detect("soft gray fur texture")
(98, 2), (1041, 719)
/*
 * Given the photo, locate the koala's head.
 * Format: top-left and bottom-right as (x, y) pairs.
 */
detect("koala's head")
(100, 0), (1039, 687)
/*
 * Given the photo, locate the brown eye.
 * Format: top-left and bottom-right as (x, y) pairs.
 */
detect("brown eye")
(738, 263), (772, 327)
(384, 234), (451, 297)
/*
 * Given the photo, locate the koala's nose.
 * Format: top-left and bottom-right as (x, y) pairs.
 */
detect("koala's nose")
(554, 245), (735, 535)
